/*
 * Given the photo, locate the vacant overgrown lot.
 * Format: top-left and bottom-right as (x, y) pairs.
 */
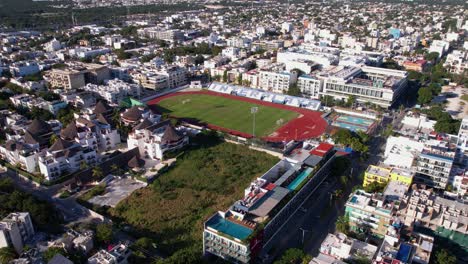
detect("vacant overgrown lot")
(110, 134), (279, 261)
(154, 93), (299, 137)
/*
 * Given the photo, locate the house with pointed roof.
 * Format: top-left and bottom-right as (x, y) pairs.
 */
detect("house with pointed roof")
(120, 105), (160, 126)
(127, 120), (188, 160)
(61, 115), (121, 153)
(38, 138), (97, 181)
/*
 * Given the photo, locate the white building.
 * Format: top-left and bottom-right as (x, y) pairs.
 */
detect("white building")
(321, 66), (408, 108)
(0, 213), (35, 254)
(61, 116), (121, 153)
(155, 65), (188, 89)
(443, 50), (467, 75)
(10, 61), (40, 77)
(38, 139), (97, 181)
(277, 47), (339, 68)
(127, 120), (188, 160)
(45, 39), (62, 52)
(83, 79), (141, 105)
(297, 75), (322, 99)
(383, 136), (425, 169)
(88, 243), (131, 264)
(258, 70), (298, 94)
(137, 27), (184, 42)
(415, 139), (455, 189)
(428, 40), (450, 58)
(317, 233), (377, 262)
(455, 117), (468, 167)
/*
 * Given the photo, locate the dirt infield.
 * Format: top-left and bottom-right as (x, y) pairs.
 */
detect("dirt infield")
(148, 90), (328, 142)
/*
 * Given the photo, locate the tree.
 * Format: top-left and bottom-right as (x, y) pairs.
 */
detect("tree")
(336, 215), (350, 234)
(96, 223), (113, 244)
(330, 157), (351, 179)
(0, 247), (16, 263)
(417, 87), (433, 105)
(222, 70), (228, 83)
(363, 181), (387, 193)
(115, 49), (131, 60)
(347, 95), (356, 107)
(424, 51), (439, 62)
(287, 83), (301, 96)
(434, 248), (456, 264)
(274, 248), (311, 264)
(80, 161), (89, 170)
(42, 247), (67, 262)
(236, 74), (243, 85)
(92, 166), (103, 180)
(49, 134), (59, 146)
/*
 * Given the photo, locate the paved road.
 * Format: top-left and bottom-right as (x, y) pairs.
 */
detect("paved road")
(265, 111), (401, 262)
(4, 168), (95, 223)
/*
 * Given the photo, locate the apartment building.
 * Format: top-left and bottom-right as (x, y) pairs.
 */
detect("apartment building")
(204, 143), (336, 263)
(155, 65), (188, 89)
(258, 71), (298, 94)
(83, 79), (141, 105)
(61, 115), (121, 153)
(415, 139), (455, 189)
(317, 233), (377, 262)
(401, 187), (468, 234)
(88, 243), (131, 264)
(0, 213), (35, 253)
(296, 75), (322, 99)
(364, 165), (414, 187)
(38, 138), (97, 181)
(45, 64), (110, 89)
(0, 135), (40, 173)
(321, 66), (408, 108)
(137, 27), (183, 42)
(345, 190), (400, 238)
(46, 68), (86, 90)
(120, 106), (160, 126)
(444, 50), (467, 75)
(9, 61), (40, 77)
(455, 117), (468, 167)
(277, 47), (339, 68)
(127, 120), (188, 160)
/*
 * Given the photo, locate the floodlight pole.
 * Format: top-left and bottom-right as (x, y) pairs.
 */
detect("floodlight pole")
(251, 107), (258, 138)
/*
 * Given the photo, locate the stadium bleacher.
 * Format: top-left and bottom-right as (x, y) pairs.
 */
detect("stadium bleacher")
(208, 82), (321, 111)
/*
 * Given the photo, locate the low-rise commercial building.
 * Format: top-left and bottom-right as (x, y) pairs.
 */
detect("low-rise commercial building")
(321, 66), (408, 108)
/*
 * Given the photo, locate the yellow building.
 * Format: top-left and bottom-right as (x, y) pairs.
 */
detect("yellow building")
(364, 165), (414, 187)
(364, 165), (391, 187)
(390, 167), (414, 186)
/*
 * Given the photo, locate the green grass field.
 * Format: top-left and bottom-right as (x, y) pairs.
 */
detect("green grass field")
(155, 94), (299, 137)
(110, 134), (279, 261)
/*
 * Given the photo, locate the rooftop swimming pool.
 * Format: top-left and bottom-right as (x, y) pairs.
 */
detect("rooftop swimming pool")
(396, 243), (413, 263)
(287, 167), (313, 191)
(206, 214), (253, 240)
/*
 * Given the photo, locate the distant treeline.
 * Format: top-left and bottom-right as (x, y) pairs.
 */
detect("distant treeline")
(0, 0), (203, 30)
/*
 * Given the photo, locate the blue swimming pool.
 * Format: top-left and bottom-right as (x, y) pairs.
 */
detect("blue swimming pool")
(287, 168), (313, 191)
(396, 243), (413, 263)
(334, 121), (367, 132)
(206, 214), (253, 240)
(337, 115), (374, 126)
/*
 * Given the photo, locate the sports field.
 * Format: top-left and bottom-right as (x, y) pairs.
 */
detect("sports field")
(154, 93), (299, 137)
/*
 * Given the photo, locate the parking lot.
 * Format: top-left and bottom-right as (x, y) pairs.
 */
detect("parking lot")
(89, 177), (147, 207)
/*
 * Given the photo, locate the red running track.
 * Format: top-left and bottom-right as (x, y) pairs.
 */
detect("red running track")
(148, 90), (328, 143)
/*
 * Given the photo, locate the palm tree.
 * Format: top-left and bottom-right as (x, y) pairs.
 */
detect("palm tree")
(92, 166), (103, 180)
(0, 247), (16, 263)
(336, 215), (350, 234)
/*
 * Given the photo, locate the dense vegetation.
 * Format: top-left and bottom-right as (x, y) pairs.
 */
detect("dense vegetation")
(0, 178), (62, 233)
(110, 133), (279, 262)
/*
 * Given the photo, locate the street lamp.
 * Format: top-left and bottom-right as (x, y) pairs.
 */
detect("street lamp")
(299, 228), (309, 245)
(251, 106), (258, 138)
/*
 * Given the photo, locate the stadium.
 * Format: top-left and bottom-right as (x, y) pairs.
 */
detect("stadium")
(148, 84), (328, 142)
